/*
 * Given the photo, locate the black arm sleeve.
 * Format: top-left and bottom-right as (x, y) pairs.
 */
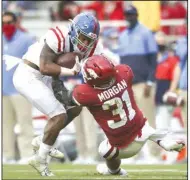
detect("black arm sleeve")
(67, 89), (79, 106)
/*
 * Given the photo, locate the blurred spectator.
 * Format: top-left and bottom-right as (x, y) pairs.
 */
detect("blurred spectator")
(161, 1), (187, 35)
(158, 31), (187, 164)
(116, 5), (157, 127)
(56, 1), (80, 21)
(132, 1), (161, 32)
(15, 11), (28, 32)
(168, 35), (187, 129)
(82, 1), (125, 20)
(15, 1), (37, 10)
(64, 76), (98, 165)
(3, 1), (37, 12)
(154, 31), (179, 131)
(3, 1), (9, 11)
(115, 5), (158, 163)
(173, 14), (187, 36)
(3, 11), (36, 164)
(100, 27), (120, 53)
(169, 1), (187, 18)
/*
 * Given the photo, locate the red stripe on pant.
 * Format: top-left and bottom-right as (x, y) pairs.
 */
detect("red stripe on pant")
(103, 146), (119, 159)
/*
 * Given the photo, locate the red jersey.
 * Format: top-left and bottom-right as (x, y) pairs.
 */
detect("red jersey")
(73, 65), (146, 149)
(155, 54), (179, 80)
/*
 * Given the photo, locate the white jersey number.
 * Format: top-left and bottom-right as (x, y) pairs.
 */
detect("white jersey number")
(102, 90), (136, 129)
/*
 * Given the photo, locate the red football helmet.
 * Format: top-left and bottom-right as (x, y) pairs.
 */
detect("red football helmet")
(82, 55), (115, 88)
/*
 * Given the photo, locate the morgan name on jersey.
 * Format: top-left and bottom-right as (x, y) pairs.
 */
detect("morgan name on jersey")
(98, 80), (127, 102)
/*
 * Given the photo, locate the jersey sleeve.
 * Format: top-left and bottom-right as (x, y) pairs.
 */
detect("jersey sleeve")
(72, 85), (98, 106)
(45, 26), (65, 54)
(117, 64), (134, 84)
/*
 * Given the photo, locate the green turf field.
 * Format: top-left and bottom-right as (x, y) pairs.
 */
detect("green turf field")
(3, 163), (187, 179)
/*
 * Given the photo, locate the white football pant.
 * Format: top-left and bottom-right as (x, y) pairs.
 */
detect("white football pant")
(13, 62), (66, 118)
(98, 121), (169, 159)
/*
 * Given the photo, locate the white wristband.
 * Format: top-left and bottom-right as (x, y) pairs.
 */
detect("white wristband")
(59, 67), (74, 77)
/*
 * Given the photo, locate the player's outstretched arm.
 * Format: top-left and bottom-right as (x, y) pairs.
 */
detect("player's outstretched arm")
(52, 77), (81, 107)
(52, 80), (82, 128)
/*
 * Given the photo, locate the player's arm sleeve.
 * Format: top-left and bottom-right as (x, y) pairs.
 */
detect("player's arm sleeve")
(118, 64), (134, 84)
(144, 31), (158, 84)
(72, 85), (95, 106)
(125, 65), (134, 84)
(45, 26), (65, 54)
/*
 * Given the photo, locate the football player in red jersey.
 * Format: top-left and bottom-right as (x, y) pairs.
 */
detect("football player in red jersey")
(59, 55), (185, 176)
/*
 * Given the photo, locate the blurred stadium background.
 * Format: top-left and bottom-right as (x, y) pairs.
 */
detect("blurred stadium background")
(2, 0), (187, 175)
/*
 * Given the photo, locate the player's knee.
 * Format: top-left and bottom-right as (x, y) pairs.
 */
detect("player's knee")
(98, 140), (119, 160)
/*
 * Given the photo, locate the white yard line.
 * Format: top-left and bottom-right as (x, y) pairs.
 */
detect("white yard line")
(3, 177), (186, 180)
(4, 169), (187, 173)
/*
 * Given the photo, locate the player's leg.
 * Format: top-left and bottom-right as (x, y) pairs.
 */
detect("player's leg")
(146, 120), (185, 152)
(97, 121), (159, 176)
(97, 139), (128, 176)
(149, 133), (185, 152)
(32, 106), (82, 159)
(97, 138), (146, 175)
(13, 63), (67, 176)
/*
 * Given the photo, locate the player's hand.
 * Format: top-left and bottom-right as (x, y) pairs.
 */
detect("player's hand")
(143, 84), (152, 98)
(72, 56), (81, 75)
(163, 90), (185, 107)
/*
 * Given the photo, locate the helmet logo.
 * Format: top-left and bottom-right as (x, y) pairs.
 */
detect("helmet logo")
(84, 24), (88, 28)
(88, 32), (97, 39)
(87, 68), (99, 79)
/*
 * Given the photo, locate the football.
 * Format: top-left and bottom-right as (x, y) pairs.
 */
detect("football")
(163, 91), (185, 107)
(56, 52), (83, 69)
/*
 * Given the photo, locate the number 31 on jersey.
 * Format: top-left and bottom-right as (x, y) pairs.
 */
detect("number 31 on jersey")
(102, 89), (136, 129)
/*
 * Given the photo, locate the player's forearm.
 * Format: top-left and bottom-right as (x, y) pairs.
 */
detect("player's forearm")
(40, 61), (61, 76)
(40, 42), (75, 77)
(40, 62), (74, 77)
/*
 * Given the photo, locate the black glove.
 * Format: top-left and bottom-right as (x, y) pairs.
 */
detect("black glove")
(52, 77), (71, 107)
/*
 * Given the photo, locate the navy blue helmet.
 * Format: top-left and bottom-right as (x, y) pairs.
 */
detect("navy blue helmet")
(69, 12), (100, 56)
